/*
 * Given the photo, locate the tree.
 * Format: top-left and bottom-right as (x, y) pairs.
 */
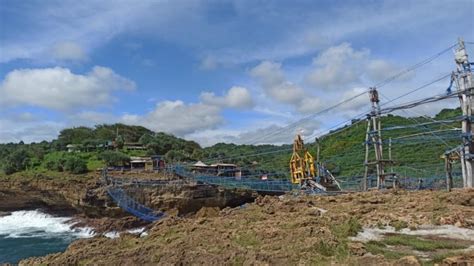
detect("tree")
(45, 157), (65, 172)
(64, 156), (88, 174)
(139, 133), (154, 146)
(58, 127), (95, 145)
(2, 149), (30, 174)
(99, 151), (130, 167)
(115, 135), (124, 149)
(165, 150), (187, 163)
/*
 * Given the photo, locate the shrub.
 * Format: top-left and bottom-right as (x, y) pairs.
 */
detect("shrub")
(2, 149), (30, 174)
(63, 156), (88, 174)
(99, 151), (130, 167)
(44, 157), (65, 172)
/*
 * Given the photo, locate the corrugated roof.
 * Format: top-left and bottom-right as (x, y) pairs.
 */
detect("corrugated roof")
(193, 161), (208, 167)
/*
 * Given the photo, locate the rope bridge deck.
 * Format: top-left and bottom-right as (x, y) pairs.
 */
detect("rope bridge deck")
(174, 166), (299, 193)
(106, 187), (165, 222)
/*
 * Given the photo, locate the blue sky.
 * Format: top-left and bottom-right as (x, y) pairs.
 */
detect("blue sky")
(0, 0), (473, 146)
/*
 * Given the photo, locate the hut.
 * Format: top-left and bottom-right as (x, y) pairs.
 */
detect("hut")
(130, 156), (153, 171)
(192, 161), (241, 177)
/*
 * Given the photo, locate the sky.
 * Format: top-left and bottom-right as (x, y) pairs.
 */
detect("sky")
(0, 0), (473, 146)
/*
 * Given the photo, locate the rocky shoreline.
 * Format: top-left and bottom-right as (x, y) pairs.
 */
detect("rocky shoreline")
(2, 173), (474, 265)
(17, 188), (474, 265)
(0, 172), (257, 235)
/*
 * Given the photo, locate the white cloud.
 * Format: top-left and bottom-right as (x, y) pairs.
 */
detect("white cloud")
(366, 59), (409, 83)
(65, 86), (255, 138)
(305, 43), (369, 90)
(51, 41), (87, 61)
(250, 61), (323, 114)
(0, 117), (64, 143)
(122, 100), (223, 136)
(298, 98), (324, 114)
(0, 1), (472, 66)
(199, 56), (218, 70)
(200, 86), (254, 109)
(71, 111), (119, 126)
(0, 66), (135, 110)
(305, 43), (407, 91)
(340, 87), (369, 111)
(250, 61), (304, 104)
(186, 119), (321, 147)
(234, 122), (320, 145)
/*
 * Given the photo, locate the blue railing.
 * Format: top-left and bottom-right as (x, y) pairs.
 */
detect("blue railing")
(107, 187), (165, 222)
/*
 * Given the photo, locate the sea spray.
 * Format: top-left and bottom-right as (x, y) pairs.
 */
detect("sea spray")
(0, 210), (94, 264)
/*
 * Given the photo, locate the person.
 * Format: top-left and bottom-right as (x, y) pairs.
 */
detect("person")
(417, 178), (423, 190)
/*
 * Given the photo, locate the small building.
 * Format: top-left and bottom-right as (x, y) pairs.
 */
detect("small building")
(192, 161), (241, 177)
(212, 163), (241, 177)
(66, 144), (80, 153)
(151, 155), (166, 170)
(124, 142), (146, 151)
(130, 156), (153, 171)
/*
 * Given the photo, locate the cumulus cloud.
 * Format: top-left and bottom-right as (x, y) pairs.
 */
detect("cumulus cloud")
(250, 61), (323, 114)
(71, 111), (120, 126)
(200, 86), (254, 109)
(121, 86), (255, 136)
(340, 87), (369, 111)
(298, 98), (324, 114)
(0, 117), (64, 143)
(51, 41), (87, 61)
(234, 122), (320, 145)
(366, 59), (410, 82)
(186, 119), (321, 147)
(305, 43), (403, 90)
(121, 100), (223, 136)
(0, 66), (136, 110)
(250, 61), (305, 104)
(305, 43), (369, 89)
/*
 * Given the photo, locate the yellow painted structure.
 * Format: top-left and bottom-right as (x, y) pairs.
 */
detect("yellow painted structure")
(289, 134), (316, 184)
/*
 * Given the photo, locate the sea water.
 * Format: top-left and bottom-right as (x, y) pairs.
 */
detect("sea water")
(0, 210), (94, 264)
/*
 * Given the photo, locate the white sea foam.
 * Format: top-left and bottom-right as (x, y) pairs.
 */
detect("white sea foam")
(103, 231), (120, 238)
(127, 227), (145, 234)
(0, 210), (94, 239)
(351, 225), (474, 242)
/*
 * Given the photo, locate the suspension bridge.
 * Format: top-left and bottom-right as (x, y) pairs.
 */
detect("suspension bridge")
(105, 39), (474, 222)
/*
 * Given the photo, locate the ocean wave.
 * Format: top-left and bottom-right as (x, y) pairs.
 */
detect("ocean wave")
(0, 210), (95, 239)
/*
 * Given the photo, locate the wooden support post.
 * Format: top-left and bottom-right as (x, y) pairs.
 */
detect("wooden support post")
(363, 87), (394, 190)
(371, 115), (382, 189)
(454, 38), (474, 188)
(363, 117), (371, 191)
(389, 138), (393, 173)
(315, 137), (320, 177)
(445, 155), (453, 192)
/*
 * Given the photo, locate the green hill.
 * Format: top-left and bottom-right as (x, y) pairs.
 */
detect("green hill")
(0, 108), (463, 180)
(200, 108), (463, 179)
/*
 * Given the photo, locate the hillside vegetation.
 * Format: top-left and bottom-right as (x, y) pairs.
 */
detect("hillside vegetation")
(0, 108), (463, 179)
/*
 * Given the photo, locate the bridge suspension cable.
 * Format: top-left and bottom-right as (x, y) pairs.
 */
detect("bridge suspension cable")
(239, 43), (459, 146)
(374, 43), (457, 88)
(202, 43), (463, 165)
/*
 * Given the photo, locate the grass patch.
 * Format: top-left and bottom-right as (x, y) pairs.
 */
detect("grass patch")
(429, 251), (465, 265)
(233, 232), (261, 248)
(331, 217), (362, 239)
(365, 241), (408, 260)
(312, 217), (363, 260)
(231, 255), (245, 266)
(390, 220), (408, 231)
(314, 240), (335, 257)
(382, 234), (467, 251)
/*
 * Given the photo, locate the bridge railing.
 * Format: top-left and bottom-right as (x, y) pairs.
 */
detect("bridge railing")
(107, 187), (165, 222)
